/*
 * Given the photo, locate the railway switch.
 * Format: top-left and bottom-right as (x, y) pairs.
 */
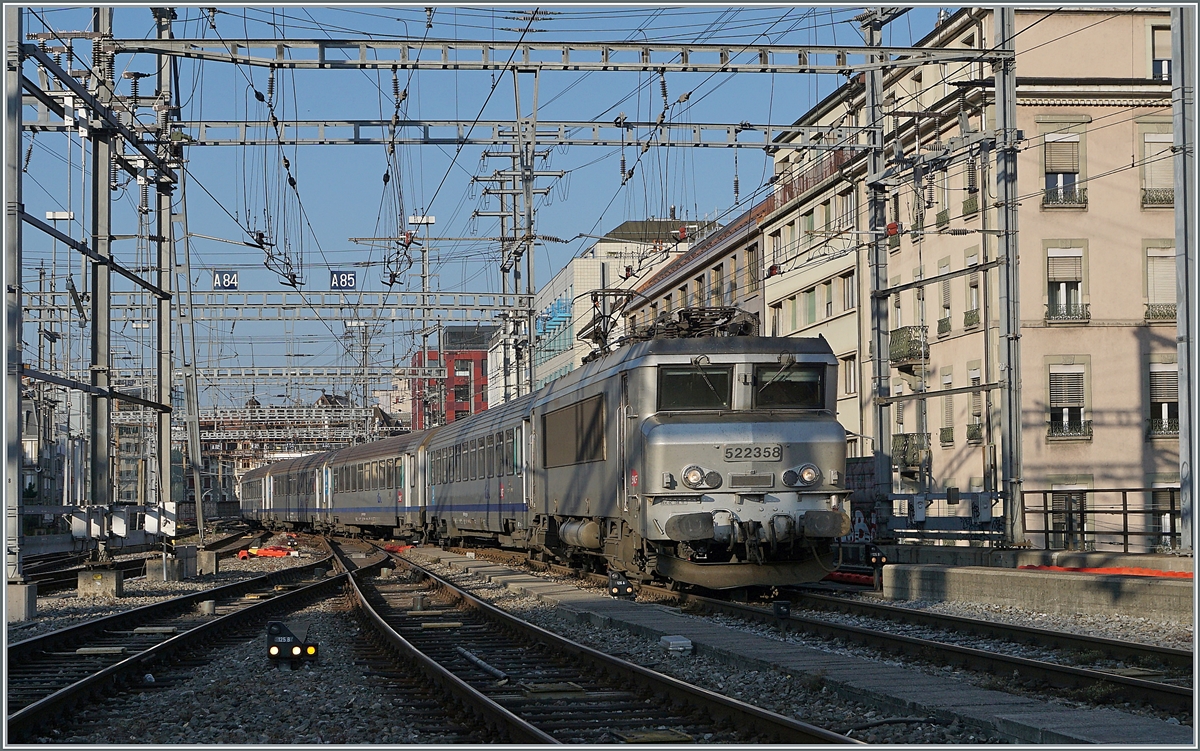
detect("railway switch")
(266, 621), (319, 664)
(608, 571), (635, 599)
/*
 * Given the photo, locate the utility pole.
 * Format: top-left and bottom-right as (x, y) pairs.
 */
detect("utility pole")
(863, 9), (893, 508)
(994, 6), (1025, 545)
(89, 7), (114, 514)
(1172, 6), (1195, 552)
(6, 5), (26, 588)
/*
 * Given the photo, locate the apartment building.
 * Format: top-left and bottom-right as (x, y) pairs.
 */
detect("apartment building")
(761, 7), (1177, 549)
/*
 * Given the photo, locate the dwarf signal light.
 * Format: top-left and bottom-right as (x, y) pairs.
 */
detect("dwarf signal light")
(266, 620), (319, 662)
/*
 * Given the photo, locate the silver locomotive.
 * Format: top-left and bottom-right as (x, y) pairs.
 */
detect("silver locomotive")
(241, 333), (851, 589)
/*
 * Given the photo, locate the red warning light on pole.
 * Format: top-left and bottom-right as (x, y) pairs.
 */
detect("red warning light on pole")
(886, 222), (901, 236)
(677, 226), (688, 240)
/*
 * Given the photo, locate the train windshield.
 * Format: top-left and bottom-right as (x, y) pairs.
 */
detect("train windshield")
(658, 366), (733, 410)
(754, 365), (824, 409)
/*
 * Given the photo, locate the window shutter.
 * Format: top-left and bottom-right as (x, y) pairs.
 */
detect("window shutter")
(1047, 256), (1082, 282)
(1147, 255), (1176, 304)
(1044, 138), (1079, 173)
(1153, 27), (1172, 58)
(1049, 371), (1085, 408)
(970, 375), (982, 417)
(1144, 135), (1174, 189)
(1150, 370), (1178, 402)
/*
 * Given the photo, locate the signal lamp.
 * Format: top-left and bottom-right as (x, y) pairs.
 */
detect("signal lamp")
(291, 645), (302, 657)
(269, 645), (280, 656)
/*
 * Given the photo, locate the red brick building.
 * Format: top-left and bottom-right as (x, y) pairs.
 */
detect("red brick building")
(410, 325), (496, 430)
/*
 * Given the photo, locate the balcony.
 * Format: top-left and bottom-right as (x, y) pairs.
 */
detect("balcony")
(1047, 420), (1092, 440)
(889, 325), (929, 365)
(888, 233), (900, 250)
(1148, 418), (1179, 437)
(962, 194), (979, 216)
(936, 209), (950, 229)
(967, 422), (983, 444)
(1142, 188), (1173, 207)
(939, 427), (954, 446)
(963, 308), (980, 329)
(1146, 303), (1176, 321)
(909, 216), (923, 240)
(937, 316), (951, 337)
(891, 432), (930, 467)
(1045, 303), (1090, 323)
(1042, 187), (1088, 208)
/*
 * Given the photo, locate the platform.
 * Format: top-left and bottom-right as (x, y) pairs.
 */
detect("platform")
(880, 544), (1194, 574)
(881, 564), (1193, 621)
(409, 549), (1194, 745)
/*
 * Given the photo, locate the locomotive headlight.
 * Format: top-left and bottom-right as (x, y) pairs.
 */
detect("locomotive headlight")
(703, 471), (722, 489)
(798, 464), (821, 486)
(682, 465), (706, 489)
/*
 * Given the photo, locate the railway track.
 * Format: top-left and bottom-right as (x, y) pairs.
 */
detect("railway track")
(348, 542), (856, 744)
(27, 557), (151, 595)
(446, 546), (1193, 715)
(6, 555), (338, 740)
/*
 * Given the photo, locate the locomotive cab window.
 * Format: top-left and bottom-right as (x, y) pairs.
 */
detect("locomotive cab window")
(658, 366), (732, 410)
(754, 364), (824, 409)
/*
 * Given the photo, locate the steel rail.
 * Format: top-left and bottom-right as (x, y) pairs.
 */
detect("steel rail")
(669, 592), (1194, 714)
(389, 547), (860, 744)
(787, 590), (1194, 671)
(26, 557), (150, 594)
(328, 543), (558, 745)
(7, 567), (344, 740)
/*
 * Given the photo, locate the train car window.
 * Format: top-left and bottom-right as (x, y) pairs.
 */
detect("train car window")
(543, 394), (606, 468)
(468, 439), (476, 479)
(505, 429), (515, 475)
(354, 463), (361, 492)
(658, 366), (733, 410)
(754, 365), (824, 409)
(483, 435), (491, 477)
(515, 426), (523, 475)
(491, 432), (500, 475)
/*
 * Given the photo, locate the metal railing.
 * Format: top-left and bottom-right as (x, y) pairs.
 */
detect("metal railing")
(1046, 420), (1092, 439)
(1042, 186), (1088, 207)
(891, 432), (929, 467)
(966, 422), (983, 443)
(909, 216), (923, 239)
(935, 209), (950, 229)
(962, 194), (979, 216)
(889, 325), (929, 362)
(888, 233), (900, 249)
(937, 316), (951, 336)
(1045, 303), (1090, 322)
(939, 427), (954, 445)
(1022, 486), (1181, 553)
(963, 308), (980, 328)
(1141, 187), (1173, 207)
(1145, 303), (1176, 321)
(1147, 417), (1180, 437)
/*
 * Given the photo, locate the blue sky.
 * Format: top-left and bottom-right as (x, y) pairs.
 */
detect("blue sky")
(21, 5), (944, 408)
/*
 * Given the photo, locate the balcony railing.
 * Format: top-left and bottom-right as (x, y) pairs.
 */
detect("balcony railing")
(889, 325), (929, 363)
(888, 233), (900, 250)
(1142, 188), (1173, 207)
(963, 308), (980, 328)
(910, 216), (923, 240)
(935, 209), (950, 229)
(1047, 420), (1092, 439)
(1145, 303), (1176, 321)
(1045, 303), (1090, 322)
(937, 316), (951, 336)
(891, 432), (930, 467)
(1042, 187), (1088, 207)
(1148, 418), (1179, 437)
(962, 194), (979, 216)
(967, 422), (983, 443)
(939, 427), (954, 445)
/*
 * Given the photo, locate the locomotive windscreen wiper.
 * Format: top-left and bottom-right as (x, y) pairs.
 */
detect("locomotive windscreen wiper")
(689, 355), (729, 408)
(758, 353), (797, 393)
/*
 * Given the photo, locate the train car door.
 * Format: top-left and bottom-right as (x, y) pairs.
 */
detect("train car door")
(415, 447), (427, 531)
(265, 472), (273, 522)
(618, 374), (629, 514)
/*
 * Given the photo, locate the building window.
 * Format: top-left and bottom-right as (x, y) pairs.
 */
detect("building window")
(842, 355), (857, 395)
(1143, 133), (1174, 206)
(454, 384), (470, 402)
(712, 265), (725, 305)
(454, 360), (471, 377)
(802, 288), (817, 326)
(968, 369), (983, 443)
(1044, 133), (1084, 206)
(1149, 485), (1178, 549)
(693, 276), (705, 307)
(1050, 485), (1088, 549)
(1047, 247), (1086, 321)
(842, 271), (856, 310)
(823, 280), (833, 317)
(788, 295), (798, 331)
(770, 303), (782, 336)
(680, 285), (689, 308)
(1048, 366), (1089, 438)
(892, 290), (902, 328)
(729, 255), (738, 302)
(939, 263), (951, 335)
(747, 245), (760, 292)
(1147, 246), (1176, 319)
(770, 231), (782, 265)
(1152, 26), (1171, 80)
(801, 210), (815, 241)
(966, 254), (980, 323)
(941, 373), (954, 445)
(663, 293), (672, 313)
(1149, 364), (1179, 436)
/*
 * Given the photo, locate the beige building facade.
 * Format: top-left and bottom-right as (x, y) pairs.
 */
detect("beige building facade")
(759, 7), (1177, 550)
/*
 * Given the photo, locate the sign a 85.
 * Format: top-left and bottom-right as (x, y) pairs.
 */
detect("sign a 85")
(212, 271), (239, 291)
(330, 270), (357, 290)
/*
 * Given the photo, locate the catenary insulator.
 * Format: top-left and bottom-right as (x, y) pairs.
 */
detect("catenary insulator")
(620, 152), (626, 178)
(967, 157), (978, 193)
(267, 68), (275, 103)
(392, 68), (401, 104)
(925, 175), (935, 208)
(129, 77), (139, 107)
(659, 71), (669, 107)
(139, 183), (149, 214)
(109, 159), (118, 191)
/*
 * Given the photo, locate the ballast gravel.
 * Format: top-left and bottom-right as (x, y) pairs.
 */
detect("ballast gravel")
(6, 533), (323, 643)
(29, 593), (467, 745)
(413, 556), (1009, 744)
